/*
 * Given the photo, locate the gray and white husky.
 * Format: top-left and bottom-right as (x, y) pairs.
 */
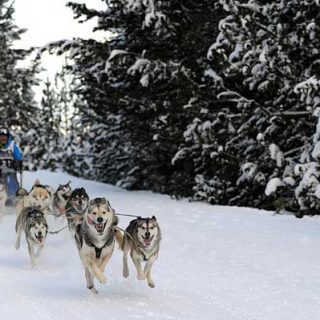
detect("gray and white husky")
(74, 197), (121, 293)
(122, 216), (161, 288)
(15, 207), (48, 266)
(52, 181), (72, 216)
(66, 187), (89, 235)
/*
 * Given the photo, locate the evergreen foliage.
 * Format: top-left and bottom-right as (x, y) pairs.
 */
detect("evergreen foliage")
(43, 0), (320, 215)
(0, 0), (38, 156)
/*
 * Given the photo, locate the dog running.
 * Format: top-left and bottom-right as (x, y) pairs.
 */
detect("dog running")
(52, 181), (72, 216)
(65, 187), (89, 235)
(16, 179), (52, 217)
(15, 206), (48, 266)
(74, 197), (121, 293)
(122, 216), (161, 288)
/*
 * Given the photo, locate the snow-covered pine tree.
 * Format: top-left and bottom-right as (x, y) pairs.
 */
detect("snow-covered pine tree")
(174, 0), (320, 211)
(0, 0), (39, 165)
(45, 0), (222, 195)
(34, 78), (64, 170)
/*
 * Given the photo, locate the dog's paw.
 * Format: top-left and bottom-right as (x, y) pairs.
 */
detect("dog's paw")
(98, 274), (107, 284)
(123, 268), (129, 278)
(137, 272), (145, 280)
(88, 286), (98, 294)
(147, 280), (155, 288)
(14, 242), (20, 250)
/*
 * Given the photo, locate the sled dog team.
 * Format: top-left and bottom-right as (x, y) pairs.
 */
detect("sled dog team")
(12, 179), (161, 293)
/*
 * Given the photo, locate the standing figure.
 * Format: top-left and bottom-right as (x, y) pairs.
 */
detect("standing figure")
(0, 127), (23, 206)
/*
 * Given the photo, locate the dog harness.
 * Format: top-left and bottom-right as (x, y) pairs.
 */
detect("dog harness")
(81, 229), (115, 259)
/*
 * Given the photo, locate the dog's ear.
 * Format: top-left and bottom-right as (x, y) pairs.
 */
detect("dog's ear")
(45, 185), (54, 196)
(67, 181), (71, 186)
(112, 215), (118, 226)
(34, 179), (41, 185)
(151, 215), (157, 220)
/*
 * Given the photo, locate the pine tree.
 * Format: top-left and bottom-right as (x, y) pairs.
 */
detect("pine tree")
(174, 0), (320, 211)
(0, 0), (38, 160)
(45, 0), (223, 195)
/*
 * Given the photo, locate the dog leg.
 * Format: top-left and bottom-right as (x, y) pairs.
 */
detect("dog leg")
(85, 259), (106, 284)
(122, 243), (130, 278)
(85, 267), (97, 293)
(27, 241), (36, 267)
(132, 256), (145, 280)
(144, 260), (155, 288)
(15, 226), (22, 250)
(35, 243), (44, 258)
(99, 251), (112, 274)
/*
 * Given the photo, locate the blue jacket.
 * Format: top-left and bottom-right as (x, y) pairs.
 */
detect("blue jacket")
(0, 135), (23, 161)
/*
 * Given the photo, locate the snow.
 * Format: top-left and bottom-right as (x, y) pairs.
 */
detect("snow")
(1, 171), (320, 319)
(265, 177), (283, 196)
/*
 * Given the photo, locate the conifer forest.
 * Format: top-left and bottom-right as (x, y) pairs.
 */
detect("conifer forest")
(2, 0), (320, 216)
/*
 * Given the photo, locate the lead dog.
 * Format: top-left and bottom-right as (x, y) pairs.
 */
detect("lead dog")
(122, 216), (161, 288)
(15, 206), (48, 266)
(74, 197), (121, 293)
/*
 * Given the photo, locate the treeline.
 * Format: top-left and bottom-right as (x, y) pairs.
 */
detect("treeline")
(4, 0), (320, 216)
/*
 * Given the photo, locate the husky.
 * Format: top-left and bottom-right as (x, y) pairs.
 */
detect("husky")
(0, 180), (7, 220)
(122, 216), (161, 288)
(16, 179), (52, 217)
(15, 206), (48, 266)
(52, 181), (72, 216)
(65, 187), (89, 235)
(74, 197), (121, 293)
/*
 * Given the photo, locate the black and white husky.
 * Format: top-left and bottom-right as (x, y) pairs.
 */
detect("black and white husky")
(15, 207), (48, 266)
(65, 187), (89, 235)
(52, 181), (72, 216)
(74, 197), (121, 293)
(122, 216), (161, 288)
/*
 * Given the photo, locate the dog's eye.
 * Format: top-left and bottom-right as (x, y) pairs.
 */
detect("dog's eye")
(102, 211), (106, 215)
(92, 212), (97, 215)
(141, 226), (146, 230)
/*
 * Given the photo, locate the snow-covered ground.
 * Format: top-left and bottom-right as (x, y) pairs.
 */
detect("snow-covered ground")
(1, 171), (320, 320)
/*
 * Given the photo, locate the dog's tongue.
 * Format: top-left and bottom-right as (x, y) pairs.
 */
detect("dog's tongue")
(95, 224), (104, 233)
(144, 238), (151, 245)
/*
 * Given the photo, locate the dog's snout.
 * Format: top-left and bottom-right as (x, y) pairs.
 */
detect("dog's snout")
(79, 200), (82, 205)
(37, 204), (41, 209)
(145, 231), (150, 238)
(38, 231), (42, 236)
(97, 217), (103, 223)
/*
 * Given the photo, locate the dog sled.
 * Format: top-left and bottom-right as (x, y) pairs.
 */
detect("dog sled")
(0, 155), (22, 206)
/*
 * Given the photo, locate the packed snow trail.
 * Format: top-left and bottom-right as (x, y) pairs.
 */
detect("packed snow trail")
(0, 170), (320, 320)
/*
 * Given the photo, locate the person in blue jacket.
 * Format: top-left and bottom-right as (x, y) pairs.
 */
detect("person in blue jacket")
(0, 128), (23, 205)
